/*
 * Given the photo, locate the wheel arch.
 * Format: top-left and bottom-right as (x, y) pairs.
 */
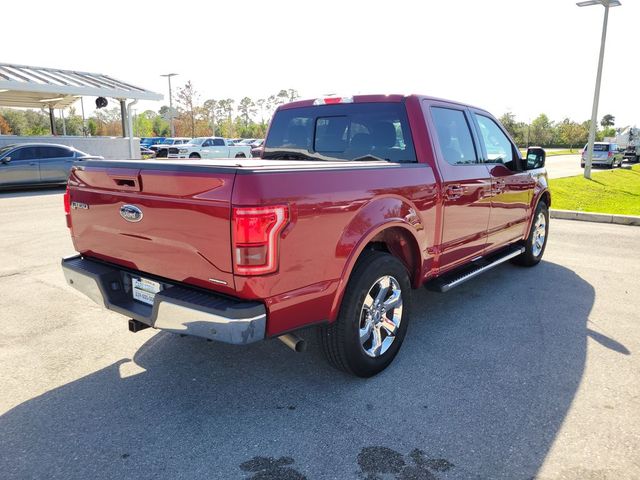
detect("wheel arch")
(329, 220), (424, 322)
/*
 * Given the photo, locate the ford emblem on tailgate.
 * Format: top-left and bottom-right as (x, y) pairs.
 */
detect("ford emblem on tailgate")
(120, 204), (143, 223)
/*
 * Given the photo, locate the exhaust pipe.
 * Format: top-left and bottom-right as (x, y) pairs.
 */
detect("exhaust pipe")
(128, 319), (150, 333)
(278, 333), (307, 352)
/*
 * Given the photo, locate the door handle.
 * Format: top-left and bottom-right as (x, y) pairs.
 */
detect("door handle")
(492, 179), (506, 195)
(29, 162), (37, 166)
(445, 185), (464, 200)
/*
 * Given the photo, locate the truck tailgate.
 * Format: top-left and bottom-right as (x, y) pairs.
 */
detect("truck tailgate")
(68, 162), (237, 293)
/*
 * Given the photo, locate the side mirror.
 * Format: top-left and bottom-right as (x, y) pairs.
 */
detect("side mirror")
(1, 156), (11, 164)
(525, 147), (545, 170)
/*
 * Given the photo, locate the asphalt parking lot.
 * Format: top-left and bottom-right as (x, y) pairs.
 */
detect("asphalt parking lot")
(1, 187), (639, 480)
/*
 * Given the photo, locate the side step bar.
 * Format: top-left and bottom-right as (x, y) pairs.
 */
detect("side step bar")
(425, 245), (525, 293)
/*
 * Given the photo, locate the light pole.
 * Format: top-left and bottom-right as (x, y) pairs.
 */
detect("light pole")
(577, 0), (621, 180)
(161, 73), (178, 137)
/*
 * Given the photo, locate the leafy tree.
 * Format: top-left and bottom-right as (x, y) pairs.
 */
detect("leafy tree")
(599, 126), (616, 140)
(1, 109), (29, 135)
(529, 114), (554, 146)
(175, 81), (200, 137)
(203, 99), (218, 135)
(255, 98), (266, 123)
(238, 97), (256, 125)
(600, 114), (615, 127)
(0, 114), (12, 134)
(87, 118), (98, 136)
(132, 111), (155, 137)
(558, 119), (588, 151)
(152, 115), (169, 136)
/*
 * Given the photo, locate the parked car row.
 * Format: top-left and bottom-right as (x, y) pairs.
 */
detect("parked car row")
(141, 137), (264, 158)
(0, 143), (100, 189)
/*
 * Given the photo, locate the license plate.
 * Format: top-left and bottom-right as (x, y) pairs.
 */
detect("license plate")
(132, 277), (162, 305)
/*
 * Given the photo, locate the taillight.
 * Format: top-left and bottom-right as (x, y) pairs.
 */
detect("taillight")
(63, 187), (71, 214)
(63, 187), (72, 228)
(232, 205), (289, 275)
(608, 151), (613, 158)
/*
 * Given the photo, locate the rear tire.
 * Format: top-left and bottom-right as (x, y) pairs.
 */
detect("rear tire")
(318, 251), (411, 377)
(189, 153), (200, 159)
(512, 201), (549, 267)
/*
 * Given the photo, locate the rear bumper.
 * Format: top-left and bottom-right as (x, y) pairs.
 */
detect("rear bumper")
(61, 255), (266, 345)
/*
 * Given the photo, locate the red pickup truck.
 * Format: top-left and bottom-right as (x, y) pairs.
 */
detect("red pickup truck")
(62, 94), (549, 377)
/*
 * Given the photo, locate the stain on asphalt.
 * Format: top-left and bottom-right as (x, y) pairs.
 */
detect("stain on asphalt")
(240, 456), (307, 480)
(357, 446), (454, 480)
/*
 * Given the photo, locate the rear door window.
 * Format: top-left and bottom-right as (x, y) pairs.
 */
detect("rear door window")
(264, 102), (416, 163)
(430, 107), (477, 165)
(39, 146), (70, 159)
(473, 114), (517, 170)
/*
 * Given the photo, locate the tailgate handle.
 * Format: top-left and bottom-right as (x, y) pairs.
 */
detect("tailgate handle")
(113, 178), (140, 190)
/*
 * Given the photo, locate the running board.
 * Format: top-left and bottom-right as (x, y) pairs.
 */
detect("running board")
(425, 246), (525, 293)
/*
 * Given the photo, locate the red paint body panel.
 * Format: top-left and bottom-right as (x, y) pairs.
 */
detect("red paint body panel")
(66, 94), (549, 338)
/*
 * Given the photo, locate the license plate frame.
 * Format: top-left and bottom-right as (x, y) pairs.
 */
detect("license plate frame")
(132, 276), (162, 306)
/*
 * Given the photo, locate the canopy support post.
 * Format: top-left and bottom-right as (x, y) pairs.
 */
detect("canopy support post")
(120, 99), (128, 138)
(49, 106), (57, 136)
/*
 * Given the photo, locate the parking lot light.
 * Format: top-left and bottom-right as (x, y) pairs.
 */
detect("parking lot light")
(577, 0), (621, 180)
(161, 73), (178, 137)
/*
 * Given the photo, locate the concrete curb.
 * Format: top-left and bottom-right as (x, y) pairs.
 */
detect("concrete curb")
(550, 209), (640, 226)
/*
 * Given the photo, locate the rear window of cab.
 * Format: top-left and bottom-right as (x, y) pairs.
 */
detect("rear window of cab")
(264, 103), (416, 163)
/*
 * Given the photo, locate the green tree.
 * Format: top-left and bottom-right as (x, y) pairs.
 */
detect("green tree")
(152, 115), (170, 136)
(1, 109), (29, 135)
(238, 97), (256, 125)
(558, 119), (588, 151)
(600, 114), (615, 127)
(87, 118), (98, 136)
(529, 114), (554, 146)
(203, 99), (218, 135)
(132, 111), (155, 137)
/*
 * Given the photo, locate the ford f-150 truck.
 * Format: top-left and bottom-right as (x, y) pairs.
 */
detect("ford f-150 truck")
(61, 94), (549, 377)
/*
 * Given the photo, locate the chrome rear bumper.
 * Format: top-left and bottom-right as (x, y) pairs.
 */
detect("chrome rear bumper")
(61, 255), (266, 345)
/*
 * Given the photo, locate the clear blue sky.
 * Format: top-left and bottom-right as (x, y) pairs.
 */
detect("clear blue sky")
(2, 0), (637, 127)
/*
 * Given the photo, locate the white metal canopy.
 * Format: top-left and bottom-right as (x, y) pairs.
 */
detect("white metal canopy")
(0, 63), (163, 108)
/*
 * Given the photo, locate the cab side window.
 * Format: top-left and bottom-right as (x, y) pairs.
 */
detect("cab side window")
(202, 139), (213, 147)
(431, 107), (478, 165)
(11, 147), (37, 161)
(474, 114), (517, 170)
(213, 138), (225, 146)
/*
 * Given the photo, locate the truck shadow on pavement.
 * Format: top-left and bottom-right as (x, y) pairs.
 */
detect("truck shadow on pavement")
(0, 261), (596, 480)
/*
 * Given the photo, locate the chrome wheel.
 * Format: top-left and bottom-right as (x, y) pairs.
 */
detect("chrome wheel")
(532, 212), (547, 257)
(359, 275), (403, 358)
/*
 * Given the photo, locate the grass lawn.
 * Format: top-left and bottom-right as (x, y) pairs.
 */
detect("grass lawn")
(549, 164), (640, 215)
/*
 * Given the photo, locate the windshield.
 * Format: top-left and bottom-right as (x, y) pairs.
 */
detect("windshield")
(263, 102), (416, 163)
(189, 138), (207, 146)
(161, 139), (175, 144)
(0, 145), (16, 157)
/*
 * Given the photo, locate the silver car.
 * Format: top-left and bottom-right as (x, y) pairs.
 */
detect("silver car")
(0, 143), (96, 189)
(580, 142), (624, 168)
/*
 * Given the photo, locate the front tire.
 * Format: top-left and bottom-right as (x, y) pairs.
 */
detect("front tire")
(319, 251), (411, 377)
(189, 152), (201, 159)
(512, 201), (549, 267)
